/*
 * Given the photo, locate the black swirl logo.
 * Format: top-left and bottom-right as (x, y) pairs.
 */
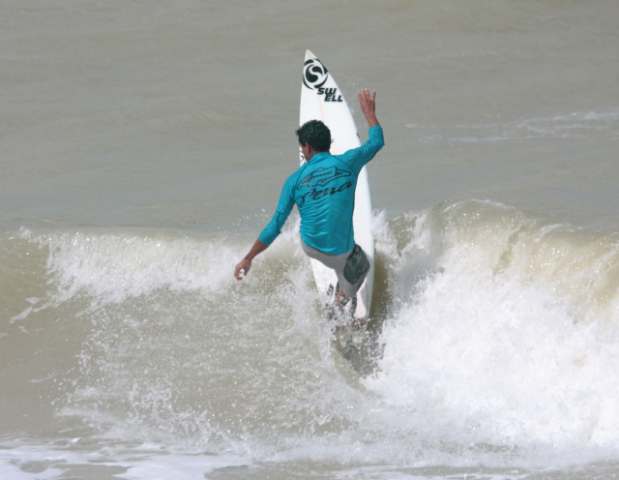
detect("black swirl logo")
(303, 58), (329, 90)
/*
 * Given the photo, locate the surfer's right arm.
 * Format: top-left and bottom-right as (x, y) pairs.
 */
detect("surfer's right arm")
(234, 174), (296, 280)
(358, 88), (379, 127)
(339, 89), (384, 173)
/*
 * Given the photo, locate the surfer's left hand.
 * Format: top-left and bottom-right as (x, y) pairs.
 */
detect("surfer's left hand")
(234, 258), (252, 280)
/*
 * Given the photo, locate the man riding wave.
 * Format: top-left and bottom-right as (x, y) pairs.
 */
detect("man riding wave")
(234, 89), (384, 313)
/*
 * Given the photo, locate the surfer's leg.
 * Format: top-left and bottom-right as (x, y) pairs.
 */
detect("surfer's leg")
(334, 282), (351, 308)
(332, 245), (369, 319)
(338, 245), (370, 297)
(301, 241), (351, 300)
(301, 241), (370, 320)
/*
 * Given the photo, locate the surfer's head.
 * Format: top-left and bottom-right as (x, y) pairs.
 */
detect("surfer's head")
(296, 120), (331, 154)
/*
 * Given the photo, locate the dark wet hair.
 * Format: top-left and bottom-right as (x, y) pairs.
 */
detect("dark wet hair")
(296, 120), (331, 152)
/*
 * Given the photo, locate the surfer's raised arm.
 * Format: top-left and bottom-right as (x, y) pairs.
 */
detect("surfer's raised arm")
(338, 89), (384, 174)
(358, 88), (379, 127)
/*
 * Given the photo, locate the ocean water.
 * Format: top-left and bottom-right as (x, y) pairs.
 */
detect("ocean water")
(2, 1), (619, 479)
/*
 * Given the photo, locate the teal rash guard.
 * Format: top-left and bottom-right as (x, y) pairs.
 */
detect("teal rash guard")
(258, 124), (384, 255)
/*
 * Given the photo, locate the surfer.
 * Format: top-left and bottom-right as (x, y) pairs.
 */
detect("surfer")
(234, 89), (383, 309)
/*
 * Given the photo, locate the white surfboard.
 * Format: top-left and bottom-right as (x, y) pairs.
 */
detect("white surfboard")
(299, 50), (374, 320)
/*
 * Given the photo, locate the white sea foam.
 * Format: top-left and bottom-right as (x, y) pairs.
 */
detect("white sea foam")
(0, 443), (247, 480)
(365, 202), (619, 463)
(21, 229), (242, 305)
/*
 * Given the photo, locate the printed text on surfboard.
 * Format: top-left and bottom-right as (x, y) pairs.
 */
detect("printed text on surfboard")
(317, 87), (343, 102)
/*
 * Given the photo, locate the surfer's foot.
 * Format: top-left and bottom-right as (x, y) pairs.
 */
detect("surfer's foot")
(336, 284), (357, 313)
(325, 284), (361, 324)
(325, 283), (356, 320)
(350, 316), (367, 329)
(335, 290), (350, 308)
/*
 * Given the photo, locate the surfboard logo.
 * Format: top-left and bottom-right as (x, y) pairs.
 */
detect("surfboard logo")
(316, 87), (342, 102)
(303, 58), (329, 90)
(303, 57), (343, 102)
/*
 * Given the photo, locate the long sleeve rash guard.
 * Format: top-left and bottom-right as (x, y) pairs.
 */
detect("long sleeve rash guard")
(258, 124), (384, 255)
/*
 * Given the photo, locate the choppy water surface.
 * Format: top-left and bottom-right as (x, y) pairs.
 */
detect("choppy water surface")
(4, 201), (619, 478)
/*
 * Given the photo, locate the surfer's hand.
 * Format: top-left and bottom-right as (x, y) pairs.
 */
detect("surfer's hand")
(358, 89), (378, 126)
(234, 240), (267, 280)
(234, 258), (252, 280)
